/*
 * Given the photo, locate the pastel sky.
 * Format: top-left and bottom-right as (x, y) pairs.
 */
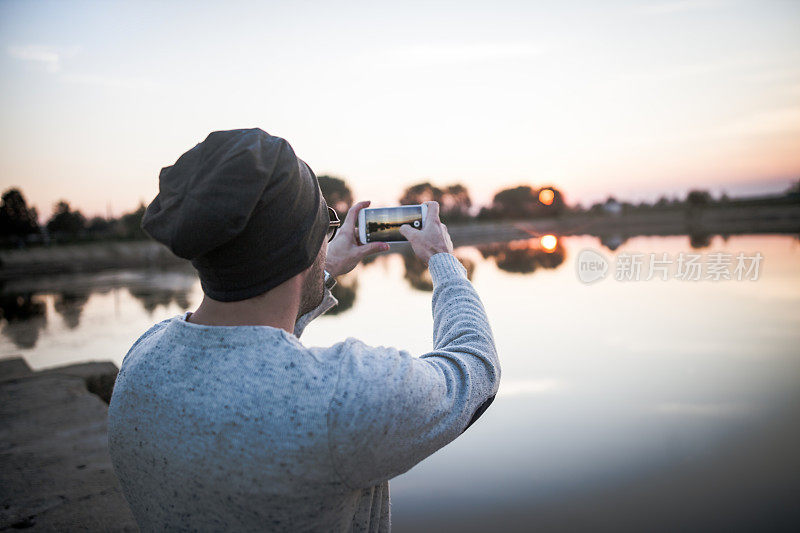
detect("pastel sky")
(1, 0), (799, 221)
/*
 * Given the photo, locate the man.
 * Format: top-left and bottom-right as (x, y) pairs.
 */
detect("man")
(107, 128), (500, 532)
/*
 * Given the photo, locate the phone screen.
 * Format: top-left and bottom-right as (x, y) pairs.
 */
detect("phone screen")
(363, 206), (423, 242)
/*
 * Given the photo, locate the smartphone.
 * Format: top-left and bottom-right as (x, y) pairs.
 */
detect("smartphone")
(358, 204), (428, 245)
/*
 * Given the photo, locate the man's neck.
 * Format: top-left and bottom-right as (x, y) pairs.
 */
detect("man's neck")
(186, 280), (301, 334)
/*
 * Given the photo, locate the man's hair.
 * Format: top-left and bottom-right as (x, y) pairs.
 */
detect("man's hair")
(296, 242), (326, 319)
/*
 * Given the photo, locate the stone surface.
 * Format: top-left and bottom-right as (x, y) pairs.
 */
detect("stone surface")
(0, 357), (137, 531)
(0, 358), (33, 381)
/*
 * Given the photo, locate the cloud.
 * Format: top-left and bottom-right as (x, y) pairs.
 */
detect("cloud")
(378, 42), (544, 68)
(640, 0), (724, 14)
(60, 73), (158, 91)
(7, 44), (80, 73)
(7, 44), (157, 91)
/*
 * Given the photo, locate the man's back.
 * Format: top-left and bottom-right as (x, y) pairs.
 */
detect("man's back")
(108, 252), (499, 532)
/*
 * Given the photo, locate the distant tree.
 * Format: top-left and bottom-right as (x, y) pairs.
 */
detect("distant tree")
(116, 202), (147, 240)
(317, 175), (353, 219)
(588, 202), (605, 215)
(478, 185), (565, 220)
(0, 188), (40, 245)
(786, 179), (800, 197)
(46, 200), (86, 238)
(87, 216), (113, 235)
(440, 184), (472, 221)
(492, 186), (537, 218)
(686, 190), (712, 206)
(399, 182), (473, 223)
(400, 182), (442, 205)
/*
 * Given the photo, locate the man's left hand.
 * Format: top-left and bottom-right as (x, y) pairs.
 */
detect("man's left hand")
(325, 200), (389, 278)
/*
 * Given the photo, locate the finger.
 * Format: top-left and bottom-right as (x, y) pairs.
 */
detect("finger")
(360, 241), (390, 256)
(425, 200), (440, 223)
(341, 200), (371, 232)
(353, 224), (374, 245)
(399, 224), (418, 240)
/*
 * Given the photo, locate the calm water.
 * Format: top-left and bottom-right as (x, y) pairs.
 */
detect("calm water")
(2, 235), (799, 531)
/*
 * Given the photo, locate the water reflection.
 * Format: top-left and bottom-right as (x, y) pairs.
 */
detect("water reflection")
(597, 232), (726, 251)
(53, 291), (90, 329)
(0, 291), (46, 323)
(0, 231), (758, 349)
(0, 265), (362, 348)
(127, 286), (192, 315)
(0, 268), (196, 349)
(327, 272), (357, 315)
(1, 235), (798, 530)
(402, 250), (476, 292)
(0, 292), (47, 349)
(0, 231), (793, 353)
(600, 234), (626, 251)
(0, 242), (488, 347)
(478, 238), (566, 274)
(689, 232), (713, 249)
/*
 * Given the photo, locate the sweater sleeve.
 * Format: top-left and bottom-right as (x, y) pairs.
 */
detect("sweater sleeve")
(293, 286), (338, 339)
(326, 252), (500, 490)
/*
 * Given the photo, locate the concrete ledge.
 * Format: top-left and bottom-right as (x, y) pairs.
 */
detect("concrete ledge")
(38, 362), (121, 405)
(0, 358), (137, 531)
(0, 358), (33, 381)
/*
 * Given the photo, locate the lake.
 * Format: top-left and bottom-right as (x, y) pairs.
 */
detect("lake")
(2, 234), (799, 532)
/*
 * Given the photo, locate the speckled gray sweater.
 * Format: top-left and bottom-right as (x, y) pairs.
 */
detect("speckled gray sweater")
(108, 252), (500, 532)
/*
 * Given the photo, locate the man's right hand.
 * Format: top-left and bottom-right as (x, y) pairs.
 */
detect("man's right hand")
(399, 201), (454, 265)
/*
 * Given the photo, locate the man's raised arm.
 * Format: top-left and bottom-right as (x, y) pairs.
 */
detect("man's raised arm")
(326, 202), (500, 489)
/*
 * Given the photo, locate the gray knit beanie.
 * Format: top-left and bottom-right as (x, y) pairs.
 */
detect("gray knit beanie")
(141, 128), (329, 301)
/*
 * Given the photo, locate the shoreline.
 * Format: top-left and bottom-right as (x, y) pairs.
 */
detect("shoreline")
(1, 203), (798, 281)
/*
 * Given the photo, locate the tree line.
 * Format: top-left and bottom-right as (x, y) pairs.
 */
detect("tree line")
(318, 175), (568, 223)
(3, 177), (797, 248)
(0, 188), (148, 248)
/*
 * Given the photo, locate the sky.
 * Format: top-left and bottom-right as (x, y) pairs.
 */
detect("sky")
(1, 0), (799, 222)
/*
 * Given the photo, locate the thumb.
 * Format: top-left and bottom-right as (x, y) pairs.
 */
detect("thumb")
(398, 224), (417, 240)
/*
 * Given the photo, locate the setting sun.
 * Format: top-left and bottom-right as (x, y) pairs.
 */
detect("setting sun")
(540, 234), (557, 252)
(539, 189), (555, 206)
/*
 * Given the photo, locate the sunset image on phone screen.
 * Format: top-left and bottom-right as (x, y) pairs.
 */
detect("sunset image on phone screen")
(364, 206), (423, 242)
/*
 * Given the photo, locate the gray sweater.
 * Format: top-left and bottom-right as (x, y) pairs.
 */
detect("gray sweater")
(108, 252), (500, 532)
